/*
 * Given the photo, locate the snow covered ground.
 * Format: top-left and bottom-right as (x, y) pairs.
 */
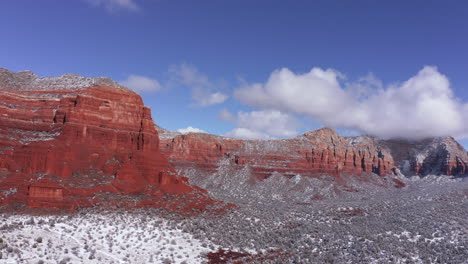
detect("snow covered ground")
(0, 176), (467, 263)
(0, 212), (217, 264)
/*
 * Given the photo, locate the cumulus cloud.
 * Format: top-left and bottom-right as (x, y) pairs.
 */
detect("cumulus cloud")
(225, 128), (272, 140)
(120, 74), (161, 93)
(85, 0), (140, 12)
(197, 92), (228, 107)
(177, 126), (207, 134)
(169, 64), (228, 107)
(222, 110), (300, 140)
(218, 108), (236, 122)
(235, 66), (468, 140)
(235, 68), (350, 122)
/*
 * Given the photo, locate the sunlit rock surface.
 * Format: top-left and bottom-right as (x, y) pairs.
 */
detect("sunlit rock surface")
(0, 68), (226, 213)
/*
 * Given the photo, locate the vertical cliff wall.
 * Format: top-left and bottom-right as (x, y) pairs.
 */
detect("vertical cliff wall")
(0, 69), (224, 213)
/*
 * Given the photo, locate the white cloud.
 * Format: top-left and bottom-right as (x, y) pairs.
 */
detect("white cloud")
(120, 74), (161, 93)
(196, 92), (228, 107)
(218, 108), (235, 122)
(86, 0), (140, 12)
(225, 128), (272, 140)
(177, 126), (207, 134)
(169, 64), (228, 107)
(235, 66), (468, 140)
(235, 68), (349, 122)
(223, 110), (300, 140)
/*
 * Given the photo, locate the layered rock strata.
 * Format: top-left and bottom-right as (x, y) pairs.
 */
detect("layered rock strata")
(0, 68), (224, 213)
(159, 127), (468, 183)
(159, 127), (395, 182)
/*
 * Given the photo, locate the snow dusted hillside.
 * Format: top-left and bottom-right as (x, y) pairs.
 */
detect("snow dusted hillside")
(0, 211), (218, 264)
(1, 174), (467, 264)
(379, 136), (468, 176)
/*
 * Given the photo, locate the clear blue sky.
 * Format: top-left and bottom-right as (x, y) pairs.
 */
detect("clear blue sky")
(1, 0), (467, 148)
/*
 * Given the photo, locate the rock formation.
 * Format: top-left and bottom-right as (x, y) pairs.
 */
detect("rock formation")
(158, 127), (396, 181)
(159, 127), (468, 184)
(0, 68), (225, 213)
(1, 68), (466, 211)
(380, 137), (468, 176)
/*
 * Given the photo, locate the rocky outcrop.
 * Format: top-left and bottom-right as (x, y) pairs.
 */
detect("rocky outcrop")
(380, 137), (468, 176)
(159, 127), (395, 181)
(159, 127), (468, 183)
(0, 68), (225, 213)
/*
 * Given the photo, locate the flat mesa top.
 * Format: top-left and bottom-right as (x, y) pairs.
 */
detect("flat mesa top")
(0, 68), (131, 92)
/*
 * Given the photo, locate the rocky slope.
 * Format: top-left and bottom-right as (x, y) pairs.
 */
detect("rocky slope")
(158, 127), (408, 202)
(159, 127), (396, 178)
(380, 137), (468, 176)
(158, 127), (467, 200)
(0, 68), (225, 213)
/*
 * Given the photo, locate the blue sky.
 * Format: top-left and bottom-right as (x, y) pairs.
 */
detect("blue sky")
(1, 0), (468, 148)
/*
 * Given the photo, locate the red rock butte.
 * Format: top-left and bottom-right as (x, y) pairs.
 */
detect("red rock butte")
(0, 68), (226, 213)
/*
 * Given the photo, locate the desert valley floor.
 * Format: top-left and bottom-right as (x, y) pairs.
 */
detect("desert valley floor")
(1, 175), (467, 264)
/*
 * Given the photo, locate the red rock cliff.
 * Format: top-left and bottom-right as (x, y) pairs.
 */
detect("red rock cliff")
(0, 69), (224, 213)
(159, 127), (396, 182)
(159, 127), (467, 182)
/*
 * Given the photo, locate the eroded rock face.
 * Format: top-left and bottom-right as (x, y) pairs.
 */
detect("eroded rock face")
(159, 127), (395, 182)
(159, 126), (468, 183)
(0, 68), (224, 213)
(380, 137), (468, 176)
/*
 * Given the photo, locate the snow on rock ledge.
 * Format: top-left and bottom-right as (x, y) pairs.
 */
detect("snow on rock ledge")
(0, 68), (129, 92)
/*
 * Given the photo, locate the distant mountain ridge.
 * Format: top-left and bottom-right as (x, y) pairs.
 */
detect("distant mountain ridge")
(379, 136), (468, 176)
(158, 126), (468, 178)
